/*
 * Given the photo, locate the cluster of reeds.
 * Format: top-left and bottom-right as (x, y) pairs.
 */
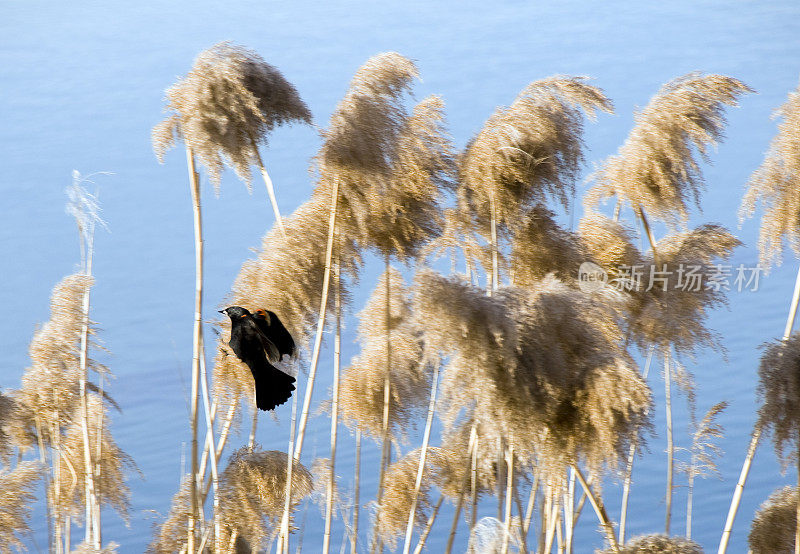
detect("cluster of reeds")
(146, 53), (771, 553)
(11, 42), (800, 554)
(1, 172), (130, 552)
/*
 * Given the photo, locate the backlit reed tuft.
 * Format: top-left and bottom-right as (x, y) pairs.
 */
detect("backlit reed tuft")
(748, 486), (797, 554)
(740, 81), (800, 268)
(376, 447), (456, 548)
(586, 72), (752, 226)
(579, 213), (642, 270)
(437, 420), (501, 497)
(414, 270), (652, 477)
(0, 392), (18, 462)
(511, 204), (587, 285)
(49, 394), (133, 521)
(421, 207), (490, 274)
(598, 534), (703, 553)
(147, 478), (193, 553)
(363, 95), (453, 261)
(627, 225), (740, 355)
(218, 447), (313, 549)
(12, 274), (97, 446)
(318, 52), (417, 179)
(0, 461), (41, 553)
(152, 41), (311, 188)
(462, 76), (612, 228)
(339, 268), (429, 440)
(756, 333), (800, 466)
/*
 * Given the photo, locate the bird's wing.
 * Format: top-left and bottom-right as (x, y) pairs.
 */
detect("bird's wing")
(264, 310), (297, 358)
(250, 322), (281, 363)
(251, 362), (296, 411)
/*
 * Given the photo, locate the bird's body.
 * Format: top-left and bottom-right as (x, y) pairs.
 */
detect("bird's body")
(221, 306), (296, 411)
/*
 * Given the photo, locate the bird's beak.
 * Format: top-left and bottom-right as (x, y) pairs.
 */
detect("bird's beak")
(218, 309), (225, 314)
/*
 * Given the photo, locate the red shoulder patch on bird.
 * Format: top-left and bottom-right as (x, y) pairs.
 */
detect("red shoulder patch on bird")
(241, 314), (248, 318)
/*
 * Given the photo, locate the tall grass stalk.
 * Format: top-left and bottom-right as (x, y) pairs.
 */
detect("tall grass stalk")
(445, 426), (477, 554)
(402, 363), (440, 554)
(500, 445), (514, 554)
(352, 428), (362, 554)
(294, 179), (339, 460)
(619, 346), (655, 544)
(573, 466), (619, 552)
(185, 147), (203, 553)
(412, 494), (443, 554)
(664, 350), (674, 534)
(198, 332), (220, 551)
(322, 256), (342, 554)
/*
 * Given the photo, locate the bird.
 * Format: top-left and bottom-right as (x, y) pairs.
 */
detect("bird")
(219, 306), (296, 411)
(253, 308), (296, 361)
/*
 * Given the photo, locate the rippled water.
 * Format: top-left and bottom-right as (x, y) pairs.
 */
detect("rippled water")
(2, 1), (800, 551)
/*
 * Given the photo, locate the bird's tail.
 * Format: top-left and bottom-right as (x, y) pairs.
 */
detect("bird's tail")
(254, 369), (296, 411)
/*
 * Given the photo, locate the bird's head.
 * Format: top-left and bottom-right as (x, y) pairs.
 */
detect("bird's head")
(219, 306), (250, 320)
(253, 308), (272, 324)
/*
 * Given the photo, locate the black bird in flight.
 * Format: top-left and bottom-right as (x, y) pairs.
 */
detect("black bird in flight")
(220, 306), (296, 411)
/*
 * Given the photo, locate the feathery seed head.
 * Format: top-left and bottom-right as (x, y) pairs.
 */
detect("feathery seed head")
(740, 82), (800, 269)
(152, 42), (311, 188)
(749, 486), (797, 553)
(586, 72), (752, 227)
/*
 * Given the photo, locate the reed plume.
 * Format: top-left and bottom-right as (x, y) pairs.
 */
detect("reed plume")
(13, 274), (97, 445)
(740, 81), (800, 269)
(511, 204), (587, 285)
(0, 461), (41, 553)
(49, 394), (133, 523)
(147, 478), (194, 553)
(586, 72), (751, 226)
(218, 447), (313, 549)
(339, 268), (428, 440)
(756, 333), (800, 466)
(152, 41), (311, 188)
(749, 486), (797, 553)
(462, 76), (612, 226)
(414, 270), (652, 477)
(598, 533), (703, 553)
(627, 225), (740, 356)
(376, 447), (455, 549)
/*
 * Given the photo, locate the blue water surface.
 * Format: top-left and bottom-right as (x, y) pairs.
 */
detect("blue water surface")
(2, 1), (800, 551)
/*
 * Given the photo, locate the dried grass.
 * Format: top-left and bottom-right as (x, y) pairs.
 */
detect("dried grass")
(740, 81), (800, 268)
(147, 477), (193, 553)
(363, 95), (453, 261)
(50, 394), (133, 521)
(414, 270), (652, 478)
(511, 204), (587, 285)
(627, 225), (740, 354)
(218, 446), (313, 549)
(153, 42), (311, 188)
(462, 76), (612, 231)
(12, 274), (100, 446)
(749, 486), (797, 554)
(597, 533), (702, 553)
(586, 72), (751, 226)
(0, 461), (41, 553)
(756, 333), (800, 466)
(339, 268), (429, 440)
(376, 447), (458, 548)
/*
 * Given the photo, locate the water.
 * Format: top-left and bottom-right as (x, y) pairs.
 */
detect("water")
(2, 1), (800, 551)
